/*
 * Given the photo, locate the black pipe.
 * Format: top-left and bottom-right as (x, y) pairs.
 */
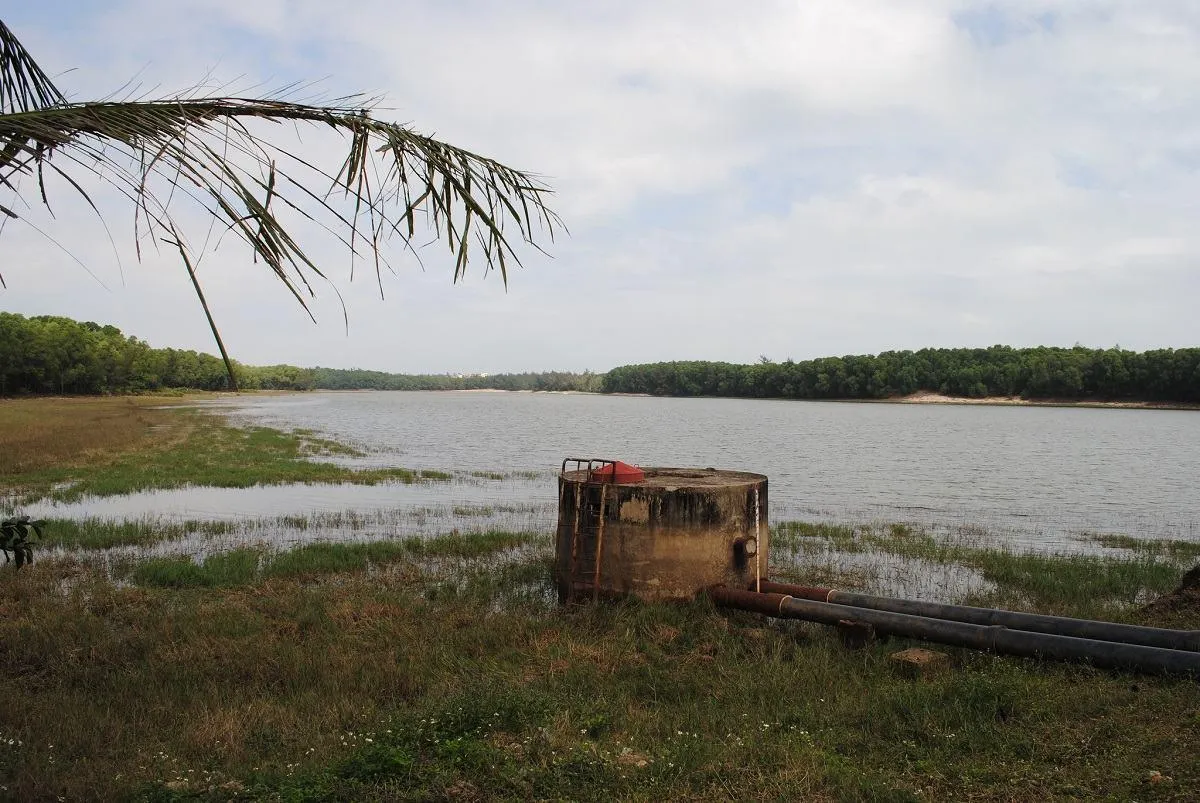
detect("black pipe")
(708, 587), (1200, 677)
(758, 580), (1200, 652)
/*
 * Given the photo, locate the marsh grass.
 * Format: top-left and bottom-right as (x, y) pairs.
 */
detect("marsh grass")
(467, 469), (545, 481)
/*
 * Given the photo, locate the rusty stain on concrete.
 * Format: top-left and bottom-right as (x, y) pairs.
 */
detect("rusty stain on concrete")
(619, 498), (650, 524)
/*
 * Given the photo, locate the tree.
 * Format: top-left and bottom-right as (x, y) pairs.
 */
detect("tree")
(0, 21), (560, 389)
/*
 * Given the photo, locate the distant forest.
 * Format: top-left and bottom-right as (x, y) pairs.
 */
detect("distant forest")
(0, 313), (601, 395)
(2, 312), (1198, 403)
(601, 348), (1200, 403)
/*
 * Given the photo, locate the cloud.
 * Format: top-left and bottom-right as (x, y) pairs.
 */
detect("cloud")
(2, 1), (1198, 372)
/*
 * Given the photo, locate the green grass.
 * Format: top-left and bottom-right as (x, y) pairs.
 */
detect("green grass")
(131, 548), (263, 588)
(960, 550), (1181, 616)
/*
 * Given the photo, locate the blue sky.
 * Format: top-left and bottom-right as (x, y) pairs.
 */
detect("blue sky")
(3, 1), (1198, 372)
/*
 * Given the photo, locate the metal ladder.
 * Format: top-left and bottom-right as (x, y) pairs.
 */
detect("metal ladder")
(561, 459), (613, 603)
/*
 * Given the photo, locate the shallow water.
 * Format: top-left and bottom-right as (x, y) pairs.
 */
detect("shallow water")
(23, 391), (1200, 553)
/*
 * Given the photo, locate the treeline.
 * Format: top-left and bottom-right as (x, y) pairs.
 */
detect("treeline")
(0, 313), (601, 395)
(294, 367), (602, 393)
(1, 313), (234, 394)
(601, 347), (1200, 403)
(5, 313), (1198, 403)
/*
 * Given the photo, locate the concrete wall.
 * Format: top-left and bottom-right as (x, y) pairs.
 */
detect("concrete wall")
(555, 468), (769, 602)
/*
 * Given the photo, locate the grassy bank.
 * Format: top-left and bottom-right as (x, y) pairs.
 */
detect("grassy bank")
(0, 525), (1198, 801)
(0, 396), (446, 506)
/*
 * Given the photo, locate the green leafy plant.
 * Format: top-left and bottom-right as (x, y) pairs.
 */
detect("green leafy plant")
(1, 515), (44, 568)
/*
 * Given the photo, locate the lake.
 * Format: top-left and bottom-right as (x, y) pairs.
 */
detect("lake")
(29, 391), (1200, 554)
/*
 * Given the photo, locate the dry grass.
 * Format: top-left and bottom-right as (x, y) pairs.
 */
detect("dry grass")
(0, 396), (188, 476)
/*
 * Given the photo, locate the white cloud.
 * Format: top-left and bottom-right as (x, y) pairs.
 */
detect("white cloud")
(2, 1), (1198, 372)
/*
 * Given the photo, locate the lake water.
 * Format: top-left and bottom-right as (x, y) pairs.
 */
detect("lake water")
(27, 391), (1200, 553)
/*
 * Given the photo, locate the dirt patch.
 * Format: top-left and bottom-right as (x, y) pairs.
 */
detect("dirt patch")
(1138, 566), (1200, 628)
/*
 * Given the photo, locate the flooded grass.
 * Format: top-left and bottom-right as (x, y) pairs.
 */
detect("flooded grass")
(467, 469), (547, 481)
(37, 516), (242, 550)
(1087, 532), (1200, 562)
(121, 532), (547, 589)
(769, 519), (1193, 620)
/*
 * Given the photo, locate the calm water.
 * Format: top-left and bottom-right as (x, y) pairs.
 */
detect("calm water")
(28, 391), (1200, 551)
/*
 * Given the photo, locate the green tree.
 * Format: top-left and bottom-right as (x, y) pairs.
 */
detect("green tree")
(0, 21), (560, 390)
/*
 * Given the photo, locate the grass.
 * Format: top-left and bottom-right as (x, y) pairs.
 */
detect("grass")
(1, 541), (1199, 801)
(0, 396), (449, 505)
(130, 548), (263, 588)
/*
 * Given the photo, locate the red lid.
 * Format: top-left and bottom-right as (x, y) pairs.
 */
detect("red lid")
(590, 461), (645, 483)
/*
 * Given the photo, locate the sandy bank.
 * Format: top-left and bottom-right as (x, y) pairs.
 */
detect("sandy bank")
(889, 391), (1199, 410)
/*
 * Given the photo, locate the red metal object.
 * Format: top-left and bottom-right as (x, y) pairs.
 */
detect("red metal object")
(561, 458), (645, 484)
(588, 460), (645, 484)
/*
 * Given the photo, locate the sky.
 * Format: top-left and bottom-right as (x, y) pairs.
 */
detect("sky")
(2, 1), (1198, 373)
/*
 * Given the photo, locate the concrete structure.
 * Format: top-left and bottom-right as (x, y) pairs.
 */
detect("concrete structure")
(555, 463), (768, 602)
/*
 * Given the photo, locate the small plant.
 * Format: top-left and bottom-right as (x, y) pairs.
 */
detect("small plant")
(1, 515), (45, 569)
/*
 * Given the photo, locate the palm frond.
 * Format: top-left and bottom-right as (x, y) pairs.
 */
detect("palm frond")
(0, 21), (64, 114)
(0, 22), (562, 388)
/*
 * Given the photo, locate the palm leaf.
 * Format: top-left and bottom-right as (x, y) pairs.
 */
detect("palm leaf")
(0, 22), (562, 389)
(0, 21), (64, 114)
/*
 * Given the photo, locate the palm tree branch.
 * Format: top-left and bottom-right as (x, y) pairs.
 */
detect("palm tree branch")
(0, 23), (562, 390)
(1, 98), (560, 291)
(0, 21), (65, 114)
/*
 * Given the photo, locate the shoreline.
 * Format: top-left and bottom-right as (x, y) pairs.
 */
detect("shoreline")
(6, 388), (1199, 411)
(882, 391), (1200, 410)
(607, 390), (1200, 410)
